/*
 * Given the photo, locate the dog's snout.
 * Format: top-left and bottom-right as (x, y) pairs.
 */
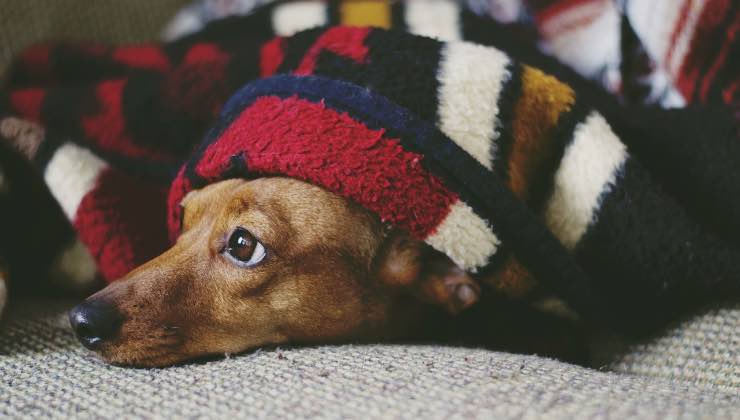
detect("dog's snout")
(69, 299), (123, 350)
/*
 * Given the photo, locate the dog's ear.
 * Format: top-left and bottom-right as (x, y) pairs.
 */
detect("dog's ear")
(373, 230), (423, 288)
(179, 189), (203, 232)
(180, 189), (199, 207)
(373, 230), (480, 314)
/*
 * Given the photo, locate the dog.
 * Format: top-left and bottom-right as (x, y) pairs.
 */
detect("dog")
(68, 177), (491, 366)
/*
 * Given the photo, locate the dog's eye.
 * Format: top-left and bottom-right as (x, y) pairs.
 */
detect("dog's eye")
(223, 227), (266, 267)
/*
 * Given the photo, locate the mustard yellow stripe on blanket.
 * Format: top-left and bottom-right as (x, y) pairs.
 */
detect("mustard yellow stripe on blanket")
(340, 0), (391, 28)
(508, 65), (575, 202)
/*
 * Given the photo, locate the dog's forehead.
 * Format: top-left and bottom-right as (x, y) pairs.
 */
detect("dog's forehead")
(182, 177), (377, 244)
(249, 178), (361, 221)
(181, 179), (246, 208)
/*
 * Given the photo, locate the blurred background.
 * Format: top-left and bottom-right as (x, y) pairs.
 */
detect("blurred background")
(0, 0), (189, 75)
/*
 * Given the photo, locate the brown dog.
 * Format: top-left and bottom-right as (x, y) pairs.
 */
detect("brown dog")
(68, 177), (485, 366)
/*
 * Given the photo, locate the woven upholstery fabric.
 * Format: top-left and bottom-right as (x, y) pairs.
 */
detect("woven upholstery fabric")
(1, 299), (738, 419)
(591, 301), (740, 394)
(0, 0), (189, 76)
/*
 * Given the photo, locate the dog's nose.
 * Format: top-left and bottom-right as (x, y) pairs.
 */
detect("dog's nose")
(69, 299), (123, 350)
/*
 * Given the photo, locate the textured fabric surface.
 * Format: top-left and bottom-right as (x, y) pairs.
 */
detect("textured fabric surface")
(1, 299), (739, 419)
(467, 0), (740, 108)
(0, 0), (189, 76)
(591, 301), (740, 394)
(164, 0), (740, 109)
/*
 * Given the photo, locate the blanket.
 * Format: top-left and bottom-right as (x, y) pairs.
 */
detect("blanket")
(1, 1), (738, 334)
(163, 0), (740, 109)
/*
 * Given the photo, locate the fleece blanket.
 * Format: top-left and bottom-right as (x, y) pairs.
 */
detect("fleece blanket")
(163, 0), (740, 109)
(471, 0), (740, 108)
(1, 1), (739, 334)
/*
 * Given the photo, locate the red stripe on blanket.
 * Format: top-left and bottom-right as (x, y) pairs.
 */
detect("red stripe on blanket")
(534, 0), (598, 25)
(81, 80), (172, 160)
(9, 88), (45, 122)
(75, 168), (169, 281)
(18, 44), (51, 82)
(698, 10), (740, 102)
(294, 27), (371, 76)
(113, 46), (171, 72)
(723, 80), (740, 104)
(183, 43), (229, 65)
(676, 0), (732, 101)
(260, 37), (285, 77)
(665, 0), (693, 66)
(191, 96), (457, 240)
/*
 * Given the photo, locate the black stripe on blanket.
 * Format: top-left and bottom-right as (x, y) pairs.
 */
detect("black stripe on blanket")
(122, 72), (206, 157)
(277, 27), (326, 74)
(40, 85), (91, 142)
(362, 30), (443, 123)
(576, 156), (740, 331)
(311, 30), (443, 125)
(0, 95), (10, 119)
(491, 61), (523, 182)
(32, 132), (62, 173)
(48, 45), (130, 85)
(165, 5), (275, 62)
(225, 40), (264, 93)
(530, 102), (591, 214)
(326, 1), (341, 24)
(391, 2), (408, 31)
(614, 105), (740, 246)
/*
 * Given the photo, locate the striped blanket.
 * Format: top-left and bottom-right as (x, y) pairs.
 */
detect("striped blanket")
(1, 2), (738, 333)
(164, 0), (740, 109)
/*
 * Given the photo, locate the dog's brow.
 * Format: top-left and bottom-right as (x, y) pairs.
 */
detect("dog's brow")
(229, 196), (251, 213)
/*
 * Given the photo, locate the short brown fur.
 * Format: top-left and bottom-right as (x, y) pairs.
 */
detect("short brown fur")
(88, 177), (481, 366)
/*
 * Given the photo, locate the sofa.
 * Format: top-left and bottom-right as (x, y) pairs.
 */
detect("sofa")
(1, 1), (738, 418)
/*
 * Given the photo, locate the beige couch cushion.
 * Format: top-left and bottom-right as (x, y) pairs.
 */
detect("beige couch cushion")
(591, 302), (740, 394)
(1, 299), (738, 418)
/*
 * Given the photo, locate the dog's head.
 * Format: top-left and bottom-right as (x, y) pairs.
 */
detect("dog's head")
(68, 177), (450, 366)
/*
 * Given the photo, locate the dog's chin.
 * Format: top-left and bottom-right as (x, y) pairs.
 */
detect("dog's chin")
(93, 333), (275, 368)
(90, 330), (192, 367)
(99, 345), (264, 368)
(96, 344), (194, 368)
